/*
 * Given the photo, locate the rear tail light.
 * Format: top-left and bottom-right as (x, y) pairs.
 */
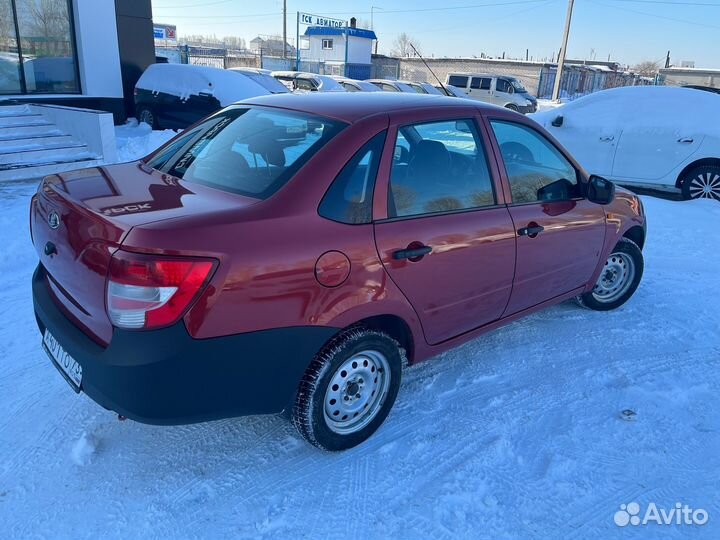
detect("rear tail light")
(107, 250), (216, 330)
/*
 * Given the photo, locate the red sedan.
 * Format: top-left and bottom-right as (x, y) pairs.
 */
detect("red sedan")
(31, 93), (646, 450)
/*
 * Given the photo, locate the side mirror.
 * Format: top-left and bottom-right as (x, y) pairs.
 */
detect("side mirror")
(551, 115), (564, 127)
(587, 175), (615, 205)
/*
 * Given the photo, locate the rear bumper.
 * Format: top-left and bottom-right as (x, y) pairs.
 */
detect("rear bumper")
(32, 265), (338, 425)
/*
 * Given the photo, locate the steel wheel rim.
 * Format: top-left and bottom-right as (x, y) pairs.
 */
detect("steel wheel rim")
(592, 251), (635, 303)
(323, 350), (391, 435)
(688, 172), (720, 201)
(139, 109), (154, 127)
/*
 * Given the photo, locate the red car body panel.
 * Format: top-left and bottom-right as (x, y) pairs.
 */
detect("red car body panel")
(30, 93), (646, 424)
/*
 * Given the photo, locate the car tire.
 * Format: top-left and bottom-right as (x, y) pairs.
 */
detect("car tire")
(680, 165), (720, 201)
(578, 238), (644, 311)
(505, 104), (519, 112)
(292, 326), (404, 451)
(136, 106), (159, 130)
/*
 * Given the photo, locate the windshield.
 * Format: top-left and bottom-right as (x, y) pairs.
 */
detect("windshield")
(510, 79), (528, 93)
(147, 107), (345, 199)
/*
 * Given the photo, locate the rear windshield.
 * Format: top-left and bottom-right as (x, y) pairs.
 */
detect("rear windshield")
(146, 107), (345, 199)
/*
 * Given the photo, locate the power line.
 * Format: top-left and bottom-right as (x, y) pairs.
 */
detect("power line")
(604, 0), (720, 5)
(153, 0), (238, 9)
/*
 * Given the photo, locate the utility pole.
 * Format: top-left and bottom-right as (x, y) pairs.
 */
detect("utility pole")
(282, 0), (287, 59)
(551, 0), (575, 102)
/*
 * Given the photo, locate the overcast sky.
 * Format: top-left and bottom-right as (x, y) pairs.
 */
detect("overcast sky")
(151, 0), (720, 68)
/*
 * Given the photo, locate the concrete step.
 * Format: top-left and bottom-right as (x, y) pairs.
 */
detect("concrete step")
(0, 145), (97, 166)
(0, 135), (77, 154)
(0, 158), (104, 182)
(0, 104), (33, 117)
(0, 114), (49, 128)
(0, 124), (64, 140)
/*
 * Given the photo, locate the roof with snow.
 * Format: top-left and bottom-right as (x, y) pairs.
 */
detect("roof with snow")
(304, 26), (377, 40)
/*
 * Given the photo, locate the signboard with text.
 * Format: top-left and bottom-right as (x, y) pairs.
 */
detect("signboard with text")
(153, 24), (177, 41)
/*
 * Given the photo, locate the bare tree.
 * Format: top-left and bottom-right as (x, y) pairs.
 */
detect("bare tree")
(391, 33), (420, 57)
(633, 60), (660, 77)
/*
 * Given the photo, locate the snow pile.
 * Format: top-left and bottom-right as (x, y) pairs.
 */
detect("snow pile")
(136, 63), (271, 107)
(70, 432), (98, 466)
(114, 119), (176, 163)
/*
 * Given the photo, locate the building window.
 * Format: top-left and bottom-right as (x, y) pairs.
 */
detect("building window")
(0, 0), (80, 95)
(322, 38), (333, 50)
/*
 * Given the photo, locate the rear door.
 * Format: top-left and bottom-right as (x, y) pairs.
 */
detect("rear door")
(487, 118), (606, 315)
(374, 111), (516, 345)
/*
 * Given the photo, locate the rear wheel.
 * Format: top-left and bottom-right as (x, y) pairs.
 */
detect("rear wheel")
(680, 165), (720, 201)
(292, 327), (403, 451)
(578, 238), (643, 311)
(136, 106), (158, 129)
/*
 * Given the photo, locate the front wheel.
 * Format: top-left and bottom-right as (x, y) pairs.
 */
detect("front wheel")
(505, 104), (519, 112)
(136, 106), (159, 129)
(292, 327), (404, 451)
(680, 165), (720, 201)
(578, 238), (644, 311)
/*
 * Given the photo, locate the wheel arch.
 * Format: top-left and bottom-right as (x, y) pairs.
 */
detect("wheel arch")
(675, 157), (720, 188)
(622, 225), (645, 251)
(353, 314), (415, 365)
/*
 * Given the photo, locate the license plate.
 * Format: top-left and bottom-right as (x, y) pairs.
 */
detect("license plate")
(43, 329), (82, 391)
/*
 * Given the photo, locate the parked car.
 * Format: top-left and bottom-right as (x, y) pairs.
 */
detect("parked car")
(531, 86), (720, 201)
(331, 76), (382, 92)
(434, 84), (470, 98)
(31, 93), (646, 451)
(271, 71), (345, 92)
(683, 85), (720, 95)
(446, 72), (537, 113)
(227, 67), (290, 94)
(366, 79), (417, 93)
(134, 63), (272, 130)
(402, 81), (445, 95)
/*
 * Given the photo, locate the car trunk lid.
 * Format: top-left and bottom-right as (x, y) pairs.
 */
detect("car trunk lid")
(31, 162), (258, 344)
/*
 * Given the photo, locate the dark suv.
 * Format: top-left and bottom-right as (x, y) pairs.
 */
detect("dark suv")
(31, 93), (646, 450)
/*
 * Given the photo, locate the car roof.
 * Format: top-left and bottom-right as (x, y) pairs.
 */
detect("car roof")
(241, 92), (493, 123)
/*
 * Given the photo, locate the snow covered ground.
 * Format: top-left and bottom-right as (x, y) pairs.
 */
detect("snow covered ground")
(0, 127), (718, 539)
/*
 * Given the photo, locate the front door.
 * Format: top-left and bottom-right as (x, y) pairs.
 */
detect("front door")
(374, 117), (516, 345)
(488, 119), (606, 315)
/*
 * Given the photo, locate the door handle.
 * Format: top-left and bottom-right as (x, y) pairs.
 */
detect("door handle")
(677, 137), (694, 143)
(392, 245), (432, 261)
(599, 135), (615, 142)
(518, 225), (545, 238)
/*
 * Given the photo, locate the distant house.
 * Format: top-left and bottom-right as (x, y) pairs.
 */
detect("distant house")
(250, 36), (295, 57)
(302, 26), (376, 65)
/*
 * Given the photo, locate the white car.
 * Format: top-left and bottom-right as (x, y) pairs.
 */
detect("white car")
(271, 71), (345, 93)
(532, 86), (720, 201)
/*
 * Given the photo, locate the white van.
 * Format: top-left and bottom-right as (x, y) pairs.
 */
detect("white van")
(445, 73), (537, 113)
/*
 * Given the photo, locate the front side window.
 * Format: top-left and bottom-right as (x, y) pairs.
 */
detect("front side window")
(490, 120), (580, 204)
(296, 78), (316, 91)
(496, 79), (513, 93)
(149, 107), (345, 199)
(389, 119), (495, 218)
(319, 131), (386, 224)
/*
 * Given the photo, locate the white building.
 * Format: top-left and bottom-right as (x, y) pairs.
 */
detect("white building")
(301, 22), (376, 77)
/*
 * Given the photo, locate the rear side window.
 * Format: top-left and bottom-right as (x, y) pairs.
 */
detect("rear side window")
(389, 119), (496, 218)
(153, 107), (345, 199)
(319, 131), (387, 224)
(447, 75), (468, 88)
